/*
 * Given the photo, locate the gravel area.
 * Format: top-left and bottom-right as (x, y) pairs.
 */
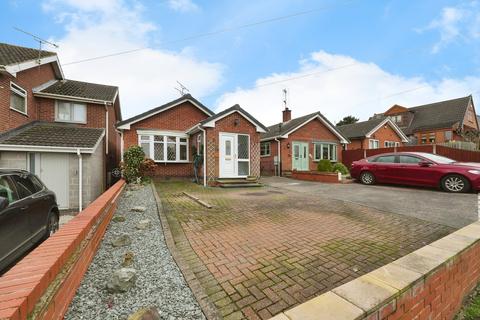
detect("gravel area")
(65, 184), (205, 320)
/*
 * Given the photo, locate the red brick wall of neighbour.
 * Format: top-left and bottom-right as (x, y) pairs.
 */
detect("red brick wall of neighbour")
(0, 180), (125, 320)
(261, 119), (343, 175)
(122, 102), (210, 178)
(260, 140), (278, 176)
(0, 63), (57, 133)
(413, 128), (463, 144)
(205, 111), (260, 182)
(348, 124), (405, 150)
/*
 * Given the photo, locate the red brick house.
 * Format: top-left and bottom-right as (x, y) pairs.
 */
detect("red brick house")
(336, 117), (409, 150)
(116, 95), (267, 186)
(0, 43), (121, 210)
(260, 107), (349, 176)
(378, 96), (478, 145)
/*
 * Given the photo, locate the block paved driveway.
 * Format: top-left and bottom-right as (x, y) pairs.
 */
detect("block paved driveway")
(156, 181), (454, 320)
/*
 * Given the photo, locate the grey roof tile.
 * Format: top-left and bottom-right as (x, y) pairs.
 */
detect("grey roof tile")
(0, 42), (56, 66)
(0, 121), (104, 149)
(38, 79), (118, 102)
(200, 104), (268, 131)
(336, 118), (385, 139)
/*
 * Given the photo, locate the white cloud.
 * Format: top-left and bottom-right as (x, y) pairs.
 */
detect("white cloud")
(216, 51), (480, 126)
(43, 0), (222, 118)
(167, 0), (199, 13)
(422, 1), (480, 53)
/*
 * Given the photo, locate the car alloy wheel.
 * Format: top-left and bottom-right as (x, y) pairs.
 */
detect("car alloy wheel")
(443, 175), (468, 193)
(360, 172), (375, 185)
(48, 213), (59, 236)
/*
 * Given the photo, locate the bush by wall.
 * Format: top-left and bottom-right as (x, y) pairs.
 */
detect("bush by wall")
(317, 159), (333, 172)
(332, 163), (349, 175)
(122, 146), (146, 183)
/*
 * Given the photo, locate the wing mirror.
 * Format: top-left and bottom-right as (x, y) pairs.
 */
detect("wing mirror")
(0, 197), (9, 211)
(419, 161), (433, 167)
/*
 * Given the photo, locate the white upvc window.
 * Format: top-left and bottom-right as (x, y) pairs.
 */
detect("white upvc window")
(384, 141), (400, 147)
(138, 132), (189, 163)
(260, 142), (271, 156)
(313, 142), (337, 162)
(369, 139), (379, 149)
(10, 82), (27, 115)
(55, 101), (87, 123)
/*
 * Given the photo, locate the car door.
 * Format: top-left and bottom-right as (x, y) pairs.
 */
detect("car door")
(370, 155), (397, 183)
(0, 175), (30, 272)
(9, 174), (47, 243)
(395, 155), (439, 187)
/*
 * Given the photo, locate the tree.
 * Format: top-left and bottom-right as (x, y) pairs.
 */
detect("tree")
(336, 116), (359, 126)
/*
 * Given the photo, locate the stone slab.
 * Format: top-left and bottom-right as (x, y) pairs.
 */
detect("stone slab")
(368, 263), (423, 291)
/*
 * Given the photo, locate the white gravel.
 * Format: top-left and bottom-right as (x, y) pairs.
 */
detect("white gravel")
(65, 184), (205, 320)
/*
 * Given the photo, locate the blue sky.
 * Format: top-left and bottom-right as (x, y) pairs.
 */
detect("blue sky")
(2, 0), (480, 124)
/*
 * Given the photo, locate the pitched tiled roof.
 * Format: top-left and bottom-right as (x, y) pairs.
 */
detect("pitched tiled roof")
(261, 112), (349, 142)
(336, 118), (385, 139)
(117, 94), (214, 127)
(0, 122), (104, 149)
(403, 96), (472, 134)
(36, 79), (118, 103)
(0, 43), (56, 66)
(200, 104), (268, 132)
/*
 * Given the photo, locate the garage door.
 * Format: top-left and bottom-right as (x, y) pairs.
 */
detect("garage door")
(39, 153), (70, 209)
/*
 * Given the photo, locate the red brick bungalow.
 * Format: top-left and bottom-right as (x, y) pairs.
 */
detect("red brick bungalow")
(260, 107), (350, 176)
(116, 94), (267, 186)
(336, 117), (409, 150)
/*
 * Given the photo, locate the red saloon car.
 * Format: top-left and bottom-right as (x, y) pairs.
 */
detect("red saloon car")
(350, 152), (480, 193)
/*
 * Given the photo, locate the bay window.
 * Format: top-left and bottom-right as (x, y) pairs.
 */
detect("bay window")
(138, 132), (189, 162)
(313, 142), (337, 161)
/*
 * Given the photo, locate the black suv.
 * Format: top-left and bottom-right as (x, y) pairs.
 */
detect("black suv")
(0, 170), (59, 273)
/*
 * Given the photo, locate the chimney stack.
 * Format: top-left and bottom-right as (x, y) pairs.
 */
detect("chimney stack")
(282, 107), (291, 122)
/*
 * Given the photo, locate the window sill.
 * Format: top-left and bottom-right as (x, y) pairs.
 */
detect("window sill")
(260, 154), (271, 157)
(313, 160), (338, 163)
(153, 160), (191, 164)
(10, 107), (28, 117)
(55, 119), (87, 125)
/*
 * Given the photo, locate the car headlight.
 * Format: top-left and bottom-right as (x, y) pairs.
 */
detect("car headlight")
(468, 170), (480, 175)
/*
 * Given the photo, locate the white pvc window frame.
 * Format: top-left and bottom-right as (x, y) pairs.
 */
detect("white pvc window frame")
(10, 82), (27, 115)
(138, 132), (189, 163)
(313, 142), (338, 162)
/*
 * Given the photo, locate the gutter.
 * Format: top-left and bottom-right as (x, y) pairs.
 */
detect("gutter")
(33, 91), (114, 105)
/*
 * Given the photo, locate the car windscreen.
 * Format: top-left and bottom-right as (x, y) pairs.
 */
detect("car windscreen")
(420, 154), (455, 164)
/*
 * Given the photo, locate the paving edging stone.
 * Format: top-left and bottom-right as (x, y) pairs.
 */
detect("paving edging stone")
(151, 182), (221, 320)
(270, 221), (480, 320)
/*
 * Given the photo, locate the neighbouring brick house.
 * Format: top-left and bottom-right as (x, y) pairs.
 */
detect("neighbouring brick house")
(260, 107), (349, 176)
(116, 94), (267, 186)
(0, 42), (121, 210)
(336, 117), (409, 150)
(375, 95), (478, 145)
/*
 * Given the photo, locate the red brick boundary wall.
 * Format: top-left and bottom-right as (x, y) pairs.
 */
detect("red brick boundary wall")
(0, 180), (125, 320)
(290, 171), (341, 183)
(271, 221), (480, 320)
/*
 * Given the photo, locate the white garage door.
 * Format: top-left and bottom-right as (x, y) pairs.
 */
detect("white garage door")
(39, 153), (70, 209)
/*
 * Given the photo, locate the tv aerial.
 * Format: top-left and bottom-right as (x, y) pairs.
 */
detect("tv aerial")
(13, 27), (59, 64)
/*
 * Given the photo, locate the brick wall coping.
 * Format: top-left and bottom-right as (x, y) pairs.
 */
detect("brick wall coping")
(291, 171), (342, 183)
(0, 180), (125, 320)
(270, 220), (480, 320)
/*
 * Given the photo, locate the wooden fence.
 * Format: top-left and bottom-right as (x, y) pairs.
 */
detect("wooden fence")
(342, 144), (480, 168)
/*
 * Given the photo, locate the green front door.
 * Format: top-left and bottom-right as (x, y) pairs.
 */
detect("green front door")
(292, 142), (309, 171)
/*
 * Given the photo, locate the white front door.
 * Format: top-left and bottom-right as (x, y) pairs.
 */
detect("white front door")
(39, 153), (70, 209)
(219, 133), (250, 178)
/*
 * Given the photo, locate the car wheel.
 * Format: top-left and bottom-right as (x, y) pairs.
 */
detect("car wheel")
(46, 212), (59, 237)
(360, 171), (375, 185)
(441, 174), (470, 193)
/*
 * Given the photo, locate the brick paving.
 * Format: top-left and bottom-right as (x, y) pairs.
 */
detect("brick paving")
(155, 181), (454, 320)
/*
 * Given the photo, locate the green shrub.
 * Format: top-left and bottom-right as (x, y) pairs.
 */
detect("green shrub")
(332, 163), (349, 175)
(317, 159), (333, 172)
(122, 146), (146, 183)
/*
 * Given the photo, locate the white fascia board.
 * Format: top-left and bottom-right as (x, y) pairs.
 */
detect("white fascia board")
(136, 129), (189, 137)
(119, 98), (213, 130)
(33, 92), (112, 105)
(366, 118), (409, 142)
(5, 55), (64, 78)
(32, 79), (59, 92)
(201, 109), (267, 133)
(0, 144), (94, 154)
(185, 124), (201, 134)
(282, 115), (349, 144)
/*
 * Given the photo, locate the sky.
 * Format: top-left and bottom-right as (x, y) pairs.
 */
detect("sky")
(2, 0), (480, 126)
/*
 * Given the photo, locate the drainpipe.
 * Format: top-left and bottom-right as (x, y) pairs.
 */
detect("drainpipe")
(199, 127), (207, 187)
(104, 103), (109, 155)
(77, 149), (83, 211)
(274, 138), (281, 177)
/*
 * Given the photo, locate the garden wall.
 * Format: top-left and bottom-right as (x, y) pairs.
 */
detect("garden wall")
(271, 221), (480, 320)
(0, 180), (125, 320)
(291, 171), (341, 183)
